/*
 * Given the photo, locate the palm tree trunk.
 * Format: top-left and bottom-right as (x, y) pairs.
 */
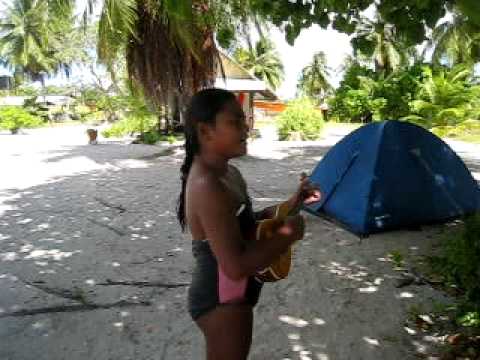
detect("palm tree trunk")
(125, 10), (219, 130)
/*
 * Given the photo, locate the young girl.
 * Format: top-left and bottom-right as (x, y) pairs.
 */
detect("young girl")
(176, 88), (320, 360)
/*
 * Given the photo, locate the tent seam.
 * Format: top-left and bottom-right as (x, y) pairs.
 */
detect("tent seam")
(362, 121), (388, 232)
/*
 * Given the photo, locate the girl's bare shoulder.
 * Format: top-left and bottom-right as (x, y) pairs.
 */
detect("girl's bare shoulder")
(188, 166), (219, 190)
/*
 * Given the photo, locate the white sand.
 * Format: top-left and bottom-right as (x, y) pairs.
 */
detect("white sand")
(0, 124), (479, 359)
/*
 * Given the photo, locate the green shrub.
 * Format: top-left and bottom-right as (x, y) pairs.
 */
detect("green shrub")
(0, 106), (43, 133)
(277, 98), (324, 140)
(403, 65), (480, 128)
(430, 214), (480, 303)
(142, 131), (162, 145)
(164, 134), (178, 144)
(329, 63), (423, 122)
(431, 119), (480, 142)
(457, 309), (480, 327)
(142, 132), (180, 145)
(101, 115), (158, 138)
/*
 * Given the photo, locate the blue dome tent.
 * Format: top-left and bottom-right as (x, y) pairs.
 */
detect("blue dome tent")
(305, 121), (480, 235)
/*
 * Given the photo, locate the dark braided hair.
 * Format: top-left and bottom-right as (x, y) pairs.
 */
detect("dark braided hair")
(177, 88), (236, 231)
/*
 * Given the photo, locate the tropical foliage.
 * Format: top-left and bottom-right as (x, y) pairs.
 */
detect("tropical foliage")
(1, 0), (480, 141)
(277, 98), (324, 140)
(404, 66), (480, 127)
(0, 0), (77, 85)
(428, 12), (480, 67)
(351, 17), (412, 74)
(0, 106), (43, 133)
(429, 214), (480, 303)
(233, 37), (284, 90)
(297, 51), (332, 102)
(97, 0), (227, 129)
(330, 64), (480, 124)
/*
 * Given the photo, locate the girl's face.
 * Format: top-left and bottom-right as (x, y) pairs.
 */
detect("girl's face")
(202, 99), (249, 158)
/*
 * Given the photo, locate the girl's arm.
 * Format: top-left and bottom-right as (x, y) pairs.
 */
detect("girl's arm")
(191, 174), (304, 281)
(229, 165), (297, 221)
(254, 196), (298, 221)
(254, 206), (276, 221)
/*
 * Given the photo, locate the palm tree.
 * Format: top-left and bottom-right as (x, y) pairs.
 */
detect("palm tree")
(97, 0), (229, 131)
(403, 65), (480, 127)
(80, 1), (271, 130)
(233, 37), (284, 90)
(352, 16), (411, 74)
(0, 0), (51, 85)
(0, 0), (75, 87)
(428, 12), (480, 67)
(297, 51), (332, 102)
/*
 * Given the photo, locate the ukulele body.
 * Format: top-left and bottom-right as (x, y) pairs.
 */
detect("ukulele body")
(254, 201), (294, 282)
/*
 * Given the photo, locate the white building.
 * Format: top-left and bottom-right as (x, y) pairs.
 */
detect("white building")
(215, 52), (276, 130)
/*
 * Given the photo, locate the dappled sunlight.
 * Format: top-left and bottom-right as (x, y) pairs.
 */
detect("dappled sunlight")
(363, 336), (380, 346)
(24, 248), (81, 261)
(396, 291), (415, 299)
(0, 201), (18, 216)
(130, 233), (151, 241)
(113, 321), (124, 329)
(32, 320), (47, 330)
(313, 318), (326, 326)
(271, 224), (450, 358)
(0, 136), (187, 349)
(0, 233), (12, 241)
(422, 334), (446, 344)
(30, 223), (51, 232)
(0, 252), (18, 261)
(358, 286), (378, 293)
(404, 326), (417, 335)
(114, 159), (151, 168)
(318, 260), (384, 294)
(278, 314), (331, 360)
(411, 340), (428, 355)
(1, 125), (476, 358)
(279, 315), (310, 327)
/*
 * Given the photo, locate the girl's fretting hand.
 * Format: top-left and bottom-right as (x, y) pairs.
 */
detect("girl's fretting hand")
(289, 172), (322, 208)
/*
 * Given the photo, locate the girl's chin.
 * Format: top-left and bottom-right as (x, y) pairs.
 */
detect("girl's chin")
(232, 143), (247, 157)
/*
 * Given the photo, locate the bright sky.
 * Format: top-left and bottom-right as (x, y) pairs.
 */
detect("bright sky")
(269, 26), (353, 99)
(0, 2), (370, 99)
(0, 24), (354, 100)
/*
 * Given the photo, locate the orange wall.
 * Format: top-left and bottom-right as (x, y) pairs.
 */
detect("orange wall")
(253, 100), (286, 113)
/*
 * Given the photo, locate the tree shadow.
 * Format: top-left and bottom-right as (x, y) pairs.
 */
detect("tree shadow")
(1, 138), (478, 359)
(0, 148), (197, 359)
(41, 142), (180, 167)
(252, 215), (457, 359)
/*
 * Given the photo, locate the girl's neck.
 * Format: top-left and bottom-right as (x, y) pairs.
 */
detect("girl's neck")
(195, 152), (229, 176)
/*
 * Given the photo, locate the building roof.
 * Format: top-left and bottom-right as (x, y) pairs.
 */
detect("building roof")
(0, 95), (74, 106)
(216, 52), (277, 100)
(0, 96), (26, 106)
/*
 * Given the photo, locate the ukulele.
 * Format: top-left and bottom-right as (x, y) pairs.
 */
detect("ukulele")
(254, 199), (303, 282)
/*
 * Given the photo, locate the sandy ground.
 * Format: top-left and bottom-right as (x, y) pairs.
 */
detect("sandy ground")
(1, 124), (479, 360)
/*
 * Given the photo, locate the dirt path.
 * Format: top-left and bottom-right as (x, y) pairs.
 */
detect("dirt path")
(1, 125), (479, 359)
